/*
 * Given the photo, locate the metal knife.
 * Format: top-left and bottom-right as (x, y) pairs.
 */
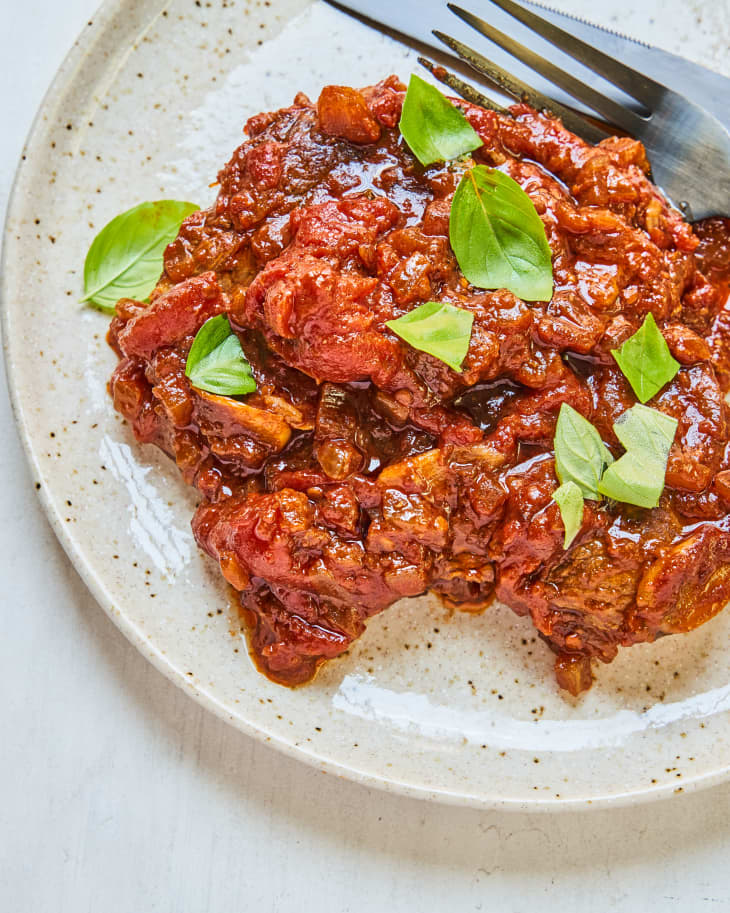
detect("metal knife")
(325, 0), (730, 131)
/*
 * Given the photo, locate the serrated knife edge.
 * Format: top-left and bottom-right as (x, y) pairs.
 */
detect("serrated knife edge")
(325, 0), (730, 130)
(523, 0), (652, 49)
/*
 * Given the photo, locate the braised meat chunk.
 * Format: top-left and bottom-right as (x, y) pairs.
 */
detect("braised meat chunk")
(107, 76), (730, 694)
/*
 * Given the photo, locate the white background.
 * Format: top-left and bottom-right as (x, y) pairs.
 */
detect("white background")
(2, 1), (730, 910)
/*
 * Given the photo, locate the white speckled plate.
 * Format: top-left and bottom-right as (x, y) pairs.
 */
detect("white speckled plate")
(5, 0), (730, 810)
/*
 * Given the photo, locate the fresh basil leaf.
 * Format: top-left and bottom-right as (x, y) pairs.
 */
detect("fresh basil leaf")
(82, 200), (199, 312)
(597, 404), (678, 508)
(398, 74), (483, 167)
(449, 165), (553, 301)
(597, 456), (661, 508)
(385, 300), (474, 372)
(612, 404), (678, 462)
(185, 315), (256, 396)
(611, 313), (680, 402)
(554, 403), (611, 500)
(553, 481), (584, 549)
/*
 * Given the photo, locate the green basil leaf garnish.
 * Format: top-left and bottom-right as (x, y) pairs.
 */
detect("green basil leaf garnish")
(554, 403), (611, 500)
(398, 74), (483, 167)
(553, 481), (584, 549)
(185, 315), (257, 396)
(449, 165), (553, 301)
(611, 313), (680, 403)
(612, 403), (678, 462)
(553, 403), (677, 512)
(82, 200), (199, 312)
(597, 405), (678, 508)
(385, 300), (474, 372)
(597, 457), (660, 508)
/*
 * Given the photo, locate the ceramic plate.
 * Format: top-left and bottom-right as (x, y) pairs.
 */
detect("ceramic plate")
(5, 0), (730, 810)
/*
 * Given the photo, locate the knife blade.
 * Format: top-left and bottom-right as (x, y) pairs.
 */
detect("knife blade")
(325, 0), (730, 130)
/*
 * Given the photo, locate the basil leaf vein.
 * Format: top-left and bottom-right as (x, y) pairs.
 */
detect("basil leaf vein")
(82, 200), (199, 312)
(449, 165), (553, 301)
(399, 74), (483, 167)
(611, 313), (680, 402)
(597, 405), (678, 508)
(385, 300), (474, 372)
(553, 481), (584, 549)
(185, 315), (257, 396)
(554, 403), (611, 500)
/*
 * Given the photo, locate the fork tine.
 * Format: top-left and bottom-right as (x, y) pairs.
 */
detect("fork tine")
(433, 31), (609, 144)
(473, 0), (665, 108)
(417, 56), (508, 114)
(447, 5), (646, 136)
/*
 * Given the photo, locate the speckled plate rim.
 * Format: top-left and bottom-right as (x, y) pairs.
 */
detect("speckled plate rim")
(4, 0), (730, 812)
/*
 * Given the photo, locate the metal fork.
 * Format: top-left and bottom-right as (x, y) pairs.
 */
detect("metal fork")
(422, 0), (730, 221)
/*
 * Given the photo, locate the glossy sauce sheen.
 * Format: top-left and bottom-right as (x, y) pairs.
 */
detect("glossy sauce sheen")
(107, 78), (730, 695)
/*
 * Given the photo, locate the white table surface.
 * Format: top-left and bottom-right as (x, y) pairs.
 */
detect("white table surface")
(3, 1), (730, 910)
